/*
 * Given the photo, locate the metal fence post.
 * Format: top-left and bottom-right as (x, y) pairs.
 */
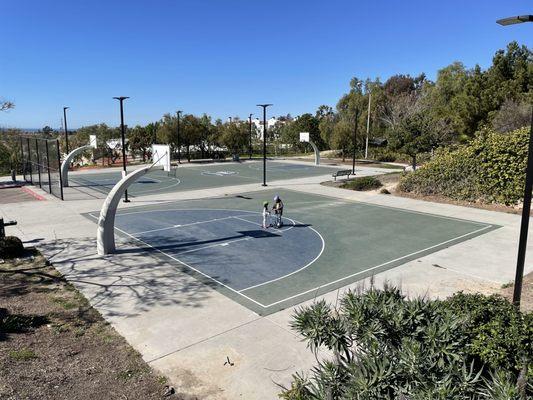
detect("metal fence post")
(20, 137), (25, 181)
(45, 140), (52, 194)
(35, 138), (42, 188)
(26, 138), (33, 184)
(56, 139), (64, 200)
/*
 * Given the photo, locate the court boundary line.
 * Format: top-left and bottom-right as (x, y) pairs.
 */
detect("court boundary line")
(257, 224), (494, 308)
(70, 172), (181, 196)
(87, 209), (322, 308)
(87, 192), (497, 310)
(285, 188), (491, 226)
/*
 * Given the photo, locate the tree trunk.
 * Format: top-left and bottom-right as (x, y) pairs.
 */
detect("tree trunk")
(342, 146), (346, 162)
(186, 145), (191, 162)
(412, 154), (417, 171)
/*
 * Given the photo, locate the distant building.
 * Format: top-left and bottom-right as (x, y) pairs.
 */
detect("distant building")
(252, 117), (285, 139)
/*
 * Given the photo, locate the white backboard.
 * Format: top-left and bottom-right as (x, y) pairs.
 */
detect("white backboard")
(152, 144), (171, 172)
(89, 135), (97, 149)
(300, 132), (310, 142)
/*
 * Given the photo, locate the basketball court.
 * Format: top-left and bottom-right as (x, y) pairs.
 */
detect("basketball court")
(84, 188), (498, 315)
(68, 161), (344, 196)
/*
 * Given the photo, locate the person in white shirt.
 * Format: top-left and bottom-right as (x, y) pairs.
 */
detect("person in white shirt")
(262, 201), (271, 229)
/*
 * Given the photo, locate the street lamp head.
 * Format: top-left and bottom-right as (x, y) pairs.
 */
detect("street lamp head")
(63, 106), (69, 111)
(257, 104), (273, 109)
(113, 96), (130, 101)
(176, 110), (182, 116)
(497, 15), (533, 26)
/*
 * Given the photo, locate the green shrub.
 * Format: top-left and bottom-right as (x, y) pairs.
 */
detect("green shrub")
(373, 148), (400, 162)
(341, 176), (382, 191)
(0, 236), (24, 258)
(281, 285), (532, 400)
(398, 127), (529, 205)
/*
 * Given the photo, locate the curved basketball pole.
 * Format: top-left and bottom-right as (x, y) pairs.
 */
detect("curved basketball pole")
(308, 140), (320, 166)
(60, 145), (93, 187)
(97, 163), (164, 255)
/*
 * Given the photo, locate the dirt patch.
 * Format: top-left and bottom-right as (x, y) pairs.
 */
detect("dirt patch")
(322, 172), (401, 194)
(499, 272), (533, 313)
(0, 249), (196, 399)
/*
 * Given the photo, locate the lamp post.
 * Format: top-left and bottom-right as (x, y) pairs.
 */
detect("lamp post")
(497, 14), (533, 307)
(365, 91), (371, 159)
(352, 108), (360, 174)
(63, 107), (70, 154)
(257, 104), (272, 186)
(113, 96), (130, 203)
(249, 113), (253, 160)
(176, 110), (182, 164)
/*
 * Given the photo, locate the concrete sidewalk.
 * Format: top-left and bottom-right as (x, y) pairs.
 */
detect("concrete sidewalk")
(1, 161), (530, 399)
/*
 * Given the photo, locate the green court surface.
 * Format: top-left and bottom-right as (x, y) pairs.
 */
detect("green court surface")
(86, 189), (499, 315)
(70, 161), (339, 196)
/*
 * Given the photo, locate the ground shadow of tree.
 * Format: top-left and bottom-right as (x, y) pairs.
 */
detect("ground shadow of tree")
(39, 238), (218, 318)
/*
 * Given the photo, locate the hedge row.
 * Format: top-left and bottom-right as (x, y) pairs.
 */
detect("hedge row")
(398, 127), (529, 205)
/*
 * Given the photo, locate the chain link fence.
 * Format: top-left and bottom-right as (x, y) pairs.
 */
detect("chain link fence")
(20, 136), (64, 200)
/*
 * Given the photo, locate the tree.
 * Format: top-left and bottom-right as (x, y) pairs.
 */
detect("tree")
(220, 121), (249, 155)
(388, 109), (447, 170)
(331, 120), (352, 161)
(280, 113), (325, 150)
(491, 99), (531, 133)
(0, 99), (14, 112)
(129, 125), (152, 161)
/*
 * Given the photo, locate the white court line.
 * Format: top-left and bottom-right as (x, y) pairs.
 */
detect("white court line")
(177, 237), (252, 255)
(231, 215), (297, 233)
(287, 190), (491, 226)
(239, 224), (325, 293)
(87, 212), (266, 307)
(131, 214), (256, 235)
(257, 225), (494, 308)
(89, 206), (495, 310)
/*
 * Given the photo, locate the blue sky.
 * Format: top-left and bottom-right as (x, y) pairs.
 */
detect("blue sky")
(1, 0), (531, 129)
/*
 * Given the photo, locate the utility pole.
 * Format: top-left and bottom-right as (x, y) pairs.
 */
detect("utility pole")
(352, 108), (360, 174)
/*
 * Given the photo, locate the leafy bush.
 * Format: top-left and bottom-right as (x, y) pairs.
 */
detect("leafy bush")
(0, 236), (24, 258)
(373, 148), (400, 162)
(280, 285), (532, 400)
(341, 176), (382, 191)
(398, 126), (529, 205)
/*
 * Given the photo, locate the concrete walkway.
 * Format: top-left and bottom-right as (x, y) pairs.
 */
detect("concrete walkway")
(1, 160), (530, 399)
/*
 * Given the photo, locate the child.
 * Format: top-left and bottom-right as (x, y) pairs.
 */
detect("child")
(272, 195), (284, 228)
(262, 201), (271, 229)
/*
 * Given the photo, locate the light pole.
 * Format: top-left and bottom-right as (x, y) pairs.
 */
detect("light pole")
(352, 108), (360, 174)
(63, 107), (70, 154)
(113, 96), (130, 203)
(497, 14), (533, 307)
(257, 104), (272, 186)
(176, 110), (182, 164)
(365, 91), (371, 159)
(249, 113), (253, 160)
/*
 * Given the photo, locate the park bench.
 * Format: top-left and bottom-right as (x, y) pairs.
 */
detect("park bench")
(332, 169), (353, 181)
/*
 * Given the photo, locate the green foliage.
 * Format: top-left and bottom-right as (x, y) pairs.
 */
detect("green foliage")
(0, 236), (24, 258)
(220, 121), (249, 154)
(281, 286), (532, 399)
(398, 126), (529, 205)
(9, 348), (37, 361)
(341, 176), (382, 191)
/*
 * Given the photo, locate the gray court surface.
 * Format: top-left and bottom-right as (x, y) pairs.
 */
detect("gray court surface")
(85, 189), (499, 315)
(69, 161), (338, 196)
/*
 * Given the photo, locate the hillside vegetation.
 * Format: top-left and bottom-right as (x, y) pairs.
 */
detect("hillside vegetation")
(398, 126), (530, 206)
